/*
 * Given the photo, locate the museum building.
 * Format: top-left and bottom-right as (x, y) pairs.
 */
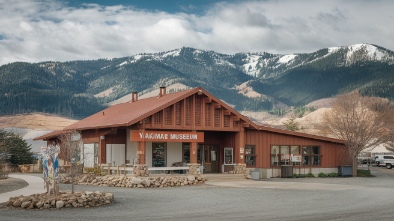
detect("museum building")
(35, 87), (346, 178)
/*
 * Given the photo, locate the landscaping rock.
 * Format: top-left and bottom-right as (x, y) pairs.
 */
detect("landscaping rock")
(60, 173), (205, 189)
(6, 191), (114, 210)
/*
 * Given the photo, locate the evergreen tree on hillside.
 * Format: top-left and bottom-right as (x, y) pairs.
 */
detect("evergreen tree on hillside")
(0, 130), (34, 166)
(283, 115), (300, 131)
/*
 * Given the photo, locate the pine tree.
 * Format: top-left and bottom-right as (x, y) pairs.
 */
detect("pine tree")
(0, 130), (34, 166)
(283, 115), (300, 131)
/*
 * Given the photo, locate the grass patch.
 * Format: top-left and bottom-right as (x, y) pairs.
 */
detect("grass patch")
(357, 169), (371, 177)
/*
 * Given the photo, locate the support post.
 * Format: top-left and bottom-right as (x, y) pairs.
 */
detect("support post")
(188, 142), (201, 175)
(190, 142), (197, 164)
(234, 127), (246, 175)
(137, 141), (146, 165)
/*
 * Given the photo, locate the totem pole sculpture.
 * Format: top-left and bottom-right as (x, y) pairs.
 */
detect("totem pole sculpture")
(40, 142), (60, 195)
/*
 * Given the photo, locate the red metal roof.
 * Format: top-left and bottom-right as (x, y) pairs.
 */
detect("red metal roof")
(64, 88), (200, 131)
(33, 130), (66, 141)
(44, 86), (344, 144)
(257, 125), (344, 144)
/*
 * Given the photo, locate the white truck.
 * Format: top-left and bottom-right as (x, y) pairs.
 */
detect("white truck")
(375, 155), (394, 169)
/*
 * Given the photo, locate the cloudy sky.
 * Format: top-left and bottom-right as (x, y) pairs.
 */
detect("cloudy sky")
(0, 0), (393, 65)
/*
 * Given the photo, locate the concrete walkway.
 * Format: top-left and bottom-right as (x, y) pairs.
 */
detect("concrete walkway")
(0, 174), (46, 204)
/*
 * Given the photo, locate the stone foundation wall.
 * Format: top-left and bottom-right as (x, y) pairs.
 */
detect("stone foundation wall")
(133, 164), (149, 177)
(233, 163), (247, 174)
(187, 163), (201, 175)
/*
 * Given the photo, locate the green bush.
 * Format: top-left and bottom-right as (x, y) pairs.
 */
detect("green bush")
(293, 172), (340, 178)
(293, 173), (302, 178)
(357, 169), (371, 177)
(327, 172), (338, 177)
(307, 172), (315, 177)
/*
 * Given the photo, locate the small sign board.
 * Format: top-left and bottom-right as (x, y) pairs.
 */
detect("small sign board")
(291, 154), (302, 162)
(71, 132), (81, 141)
(282, 154), (291, 160)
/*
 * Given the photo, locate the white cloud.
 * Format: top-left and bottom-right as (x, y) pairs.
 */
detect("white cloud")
(0, 0), (393, 65)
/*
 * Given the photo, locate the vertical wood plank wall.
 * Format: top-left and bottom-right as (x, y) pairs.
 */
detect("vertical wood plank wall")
(245, 130), (344, 168)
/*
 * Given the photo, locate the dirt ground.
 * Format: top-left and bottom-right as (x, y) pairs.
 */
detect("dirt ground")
(0, 113), (77, 131)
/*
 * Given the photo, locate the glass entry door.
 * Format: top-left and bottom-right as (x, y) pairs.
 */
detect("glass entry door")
(198, 144), (219, 173)
(152, 143), (166, 167)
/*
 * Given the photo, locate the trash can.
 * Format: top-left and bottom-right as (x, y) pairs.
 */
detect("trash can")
(338, 166), (352, 177)
(281, 165), (293, 178)
(199, 166), (204, 174)
(250, 171), (260, 180)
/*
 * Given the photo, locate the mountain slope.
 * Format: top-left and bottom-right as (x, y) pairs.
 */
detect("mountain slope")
(0, 44), (393, 118)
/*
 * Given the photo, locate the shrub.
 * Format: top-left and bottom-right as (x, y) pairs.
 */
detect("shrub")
(85, 166), (102, 176)
(357, 169), (371, 177)
(327, 172), (338, 177)
(293, 173), (301, 178)
(318, 172), (327, 177)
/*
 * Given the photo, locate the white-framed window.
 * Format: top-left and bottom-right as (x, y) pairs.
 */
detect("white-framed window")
(224, 147), (233, 165)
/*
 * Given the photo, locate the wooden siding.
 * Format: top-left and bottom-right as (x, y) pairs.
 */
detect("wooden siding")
(204, 131), (236, 169)
(245, 130), (344, 168)
(81, 129), (127, 164)
(66, 89), (347, 169)
(138, 94), (243, 132)
(81, 130), (100, 143)
(104, 129), (126, 144)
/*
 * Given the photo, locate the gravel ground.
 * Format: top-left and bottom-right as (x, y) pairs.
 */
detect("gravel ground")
(0, 177), (29, 194)
(1, 167), (393, 221)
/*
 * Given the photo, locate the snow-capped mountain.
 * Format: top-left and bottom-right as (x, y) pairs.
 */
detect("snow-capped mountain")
(0, 44), (393, 118)
(235, 43), (394, 79)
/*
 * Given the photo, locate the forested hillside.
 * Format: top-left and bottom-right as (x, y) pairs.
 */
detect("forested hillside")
(0, 44), (393, 119)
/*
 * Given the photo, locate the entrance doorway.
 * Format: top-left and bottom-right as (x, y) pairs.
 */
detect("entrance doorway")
(198, 144), (219, 173)
(152, 143), (166, 167)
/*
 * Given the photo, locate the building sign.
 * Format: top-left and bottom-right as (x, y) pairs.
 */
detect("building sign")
(130, 131), (204, 142)
(291, 154), (302, 162)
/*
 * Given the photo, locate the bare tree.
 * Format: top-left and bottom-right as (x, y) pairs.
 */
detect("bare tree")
(385, 113), (394, 152)
(58, 130), (83, 194)
(319, 91), (394, 176)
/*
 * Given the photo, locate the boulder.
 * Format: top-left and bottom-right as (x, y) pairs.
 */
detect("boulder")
(130, 177), (143, 185)
(187, 175), (195, 181)
(12, 200), (22, 207)
(21, 201), (31, 209)
(105, 193), (114, 201)
(56, 200), (65, 209)
(79, 175), (88, 183)
(141, 179), (151, 187)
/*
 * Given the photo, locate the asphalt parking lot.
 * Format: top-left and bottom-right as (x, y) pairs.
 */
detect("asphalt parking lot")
(1, 166), (394, 221)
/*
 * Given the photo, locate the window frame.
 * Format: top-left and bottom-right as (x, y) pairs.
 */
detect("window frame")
(302, 146), (321, 166)
(270, 145), (303, 166)
(245, 145), (256, 167)
(224, 147), (233, 165)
